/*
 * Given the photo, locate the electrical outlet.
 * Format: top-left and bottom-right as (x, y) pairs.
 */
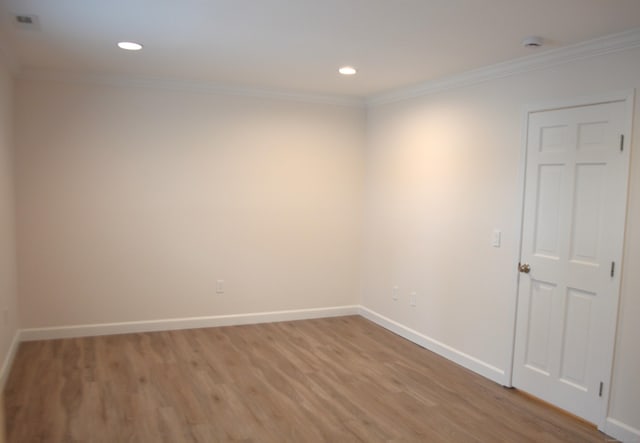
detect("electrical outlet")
(216, 280), (224, 294)
(410, 291), (417, 307)
(492, 229), (502, 248)
(392, 286), (399, 301)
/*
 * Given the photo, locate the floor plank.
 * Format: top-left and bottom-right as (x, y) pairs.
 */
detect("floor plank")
(4, 316), (615, 442)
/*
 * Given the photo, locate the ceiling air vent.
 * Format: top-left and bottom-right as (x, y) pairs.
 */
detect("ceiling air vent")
(14, 14), (40, 30)
(522, 36), (543, 48)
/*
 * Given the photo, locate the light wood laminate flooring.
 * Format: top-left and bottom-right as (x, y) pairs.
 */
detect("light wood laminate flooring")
(4, 316), (615, 442)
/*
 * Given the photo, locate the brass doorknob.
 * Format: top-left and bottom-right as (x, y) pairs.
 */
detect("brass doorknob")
(519, 263), (531, 274)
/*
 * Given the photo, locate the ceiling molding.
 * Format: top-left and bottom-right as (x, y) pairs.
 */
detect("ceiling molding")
(19, 69), (366, 108)
(367, 27), (640, 106)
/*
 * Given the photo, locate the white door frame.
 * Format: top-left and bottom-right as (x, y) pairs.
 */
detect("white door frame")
(505, 89), (635, 430)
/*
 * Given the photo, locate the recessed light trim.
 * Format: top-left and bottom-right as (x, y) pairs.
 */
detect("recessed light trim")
(339, 66), (357, 75)
(117, 41), (143, 51)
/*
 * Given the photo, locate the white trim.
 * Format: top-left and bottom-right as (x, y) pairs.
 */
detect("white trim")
(503, 106), (532, 388)
(359, 306), (507, 385)
(603, 418), (640, 443)
(20, 305), (360, 341)
(18, 69), (365, 107)
(368, 28), (640, 106)
(0, 330), (21, 391)
(509, 90), (635, 429)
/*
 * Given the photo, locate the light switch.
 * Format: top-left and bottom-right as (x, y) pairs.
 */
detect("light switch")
(492, 229), (501, 248)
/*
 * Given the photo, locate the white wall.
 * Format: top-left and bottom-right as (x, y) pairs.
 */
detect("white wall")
(362, 48), (640, 435)
(15, 78), (365, 327)
(0, 55), (19, 382)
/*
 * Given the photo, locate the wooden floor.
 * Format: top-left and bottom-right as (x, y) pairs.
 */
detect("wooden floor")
(4, 316), (615, 442)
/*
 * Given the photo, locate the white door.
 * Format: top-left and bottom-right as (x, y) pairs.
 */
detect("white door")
(513, 99), (630, 425)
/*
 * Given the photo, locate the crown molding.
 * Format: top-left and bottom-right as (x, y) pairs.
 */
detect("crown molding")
(368, 27), (640, 106)
(19, 69), (366, 107)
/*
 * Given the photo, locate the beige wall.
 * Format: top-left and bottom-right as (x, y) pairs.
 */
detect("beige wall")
(15, 79), (365, 327)
(363, 48), (640, 432)
(0, 54), (18, 386)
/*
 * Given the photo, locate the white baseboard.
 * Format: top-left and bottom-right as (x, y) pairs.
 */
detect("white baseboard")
(603, 418), (640, 442)
(0, 329), (22, 391)
(358, 306), (507, 385)
(20, 305), (360, 341)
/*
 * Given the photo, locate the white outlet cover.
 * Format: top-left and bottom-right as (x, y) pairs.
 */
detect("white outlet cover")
(492, 229), (502, 248)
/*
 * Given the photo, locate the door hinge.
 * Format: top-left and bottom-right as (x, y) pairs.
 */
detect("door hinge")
(620, 134), (625, 152)
(599, 382), (604, 397)
(611, 261), (615, 278)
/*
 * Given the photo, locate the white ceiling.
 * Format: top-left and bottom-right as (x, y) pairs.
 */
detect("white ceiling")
(2, 0), (640, 98)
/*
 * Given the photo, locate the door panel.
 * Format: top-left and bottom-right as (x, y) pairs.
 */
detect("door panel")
(513, 100), (630, 425)
(524, 280), (555, 374)
(559, 288), (593, 389)
(570, 163), (605, 264)
(534, 165), (564, 257)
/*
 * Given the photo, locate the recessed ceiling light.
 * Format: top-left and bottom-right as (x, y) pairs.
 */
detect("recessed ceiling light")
(339, 66), (357, 75)
(117, 41), (143, 51)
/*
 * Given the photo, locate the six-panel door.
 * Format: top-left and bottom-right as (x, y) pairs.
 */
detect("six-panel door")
(513, 100), (629, 425)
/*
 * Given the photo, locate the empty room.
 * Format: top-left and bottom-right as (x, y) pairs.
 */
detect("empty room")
(0, 0), (639, 442)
